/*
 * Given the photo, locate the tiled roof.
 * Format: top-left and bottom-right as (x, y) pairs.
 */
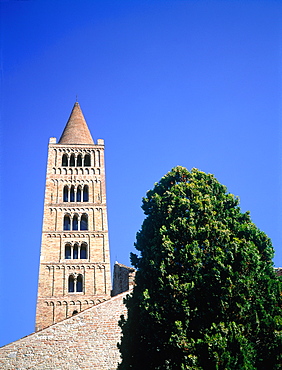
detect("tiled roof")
(58, 102), (94, 145)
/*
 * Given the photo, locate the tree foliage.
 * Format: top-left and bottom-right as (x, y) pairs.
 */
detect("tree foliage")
(118, 167), (282, 370)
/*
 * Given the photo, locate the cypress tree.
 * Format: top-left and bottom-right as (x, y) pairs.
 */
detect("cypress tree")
(118, 167), (282, 369)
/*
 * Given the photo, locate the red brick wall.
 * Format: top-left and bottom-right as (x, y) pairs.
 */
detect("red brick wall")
(0, 291), (129, 369)
(36, 140), (112, 332)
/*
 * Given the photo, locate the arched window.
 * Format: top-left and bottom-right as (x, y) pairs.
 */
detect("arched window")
(83, 185), (89, 202)
(65, 244), (71, 259)
(68, 275), (75, 293)
(80, 214), (88, 230)
(62, 154), (68, 167)
(73, 244), (78, 259)
(70, 186), (75, 202)
(84, 154), (91, 167)
(72, 310), (78, 315)
(70, 154), (75, 167)
(72, 215), (78, 231)
(63, 186), (69, 202)
(76, 187), (82, 202)
(77, 274), (83, 292)
(77, 154), (82, 167)
(97, 151), (101, 167)
(80, 243), (87, 259)
(63, 215), (70, 230)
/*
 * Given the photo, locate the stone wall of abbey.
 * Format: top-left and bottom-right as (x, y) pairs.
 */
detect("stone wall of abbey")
(0, 291), (129, 370)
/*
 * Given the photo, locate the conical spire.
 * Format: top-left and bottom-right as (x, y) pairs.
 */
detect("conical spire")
(59, 102), (94, 145)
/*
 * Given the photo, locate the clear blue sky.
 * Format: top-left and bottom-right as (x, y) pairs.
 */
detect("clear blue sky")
(1, 0), (281, 347)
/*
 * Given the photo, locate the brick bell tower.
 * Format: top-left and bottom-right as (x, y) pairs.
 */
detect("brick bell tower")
(35, 102), (111, 331)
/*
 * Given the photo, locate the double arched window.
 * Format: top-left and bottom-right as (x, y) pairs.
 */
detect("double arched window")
(77, 187), (82, 202)
(63, 215), (71, 230)
(62, 153), (91, 167)
(80, 244), (87, 259)
(70, 186), (75, 202)
(63, 214), (88, 231)
(65, 244), (71, 259)
(72, 215), (78, 230)
(68, 274), (83, 293)
(77, 154), (82, 167)
(84, 154), (91, 167)
(65, 243), (88, 259)
(69, 154), (75, 166)
(63, 185), (89, 203)
(63, 186), (68, 202)
(62, 154), (68, 166)
(83, 185), (89, 201)
(80, 214), (88, 230)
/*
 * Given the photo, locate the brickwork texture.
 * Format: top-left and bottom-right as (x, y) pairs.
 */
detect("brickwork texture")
(36, 103), (112, 331)
(0, 103), (132, 369)
(0, 291), (129, 370)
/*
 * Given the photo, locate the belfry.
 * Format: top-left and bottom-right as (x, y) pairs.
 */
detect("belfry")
(35, 102), (112, 331)
(0, 102), (135, 369)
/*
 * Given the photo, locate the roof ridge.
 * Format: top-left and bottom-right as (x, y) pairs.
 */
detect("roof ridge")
(0, 291), (133, 348)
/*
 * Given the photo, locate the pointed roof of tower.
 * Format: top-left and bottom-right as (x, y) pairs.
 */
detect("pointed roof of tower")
(58, 102), (94, 145)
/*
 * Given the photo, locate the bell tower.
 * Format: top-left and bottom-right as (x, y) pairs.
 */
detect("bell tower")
(35, 102), (111, 331)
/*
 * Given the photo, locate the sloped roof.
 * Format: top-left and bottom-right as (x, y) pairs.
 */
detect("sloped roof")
(0, 291), (129, 369)
(58, 102), (94, 145)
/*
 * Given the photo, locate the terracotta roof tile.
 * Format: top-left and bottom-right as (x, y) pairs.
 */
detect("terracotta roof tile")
(59, 102), (94, 145)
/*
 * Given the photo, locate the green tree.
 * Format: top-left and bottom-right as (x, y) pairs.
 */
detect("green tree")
(118, 167), (282, 370)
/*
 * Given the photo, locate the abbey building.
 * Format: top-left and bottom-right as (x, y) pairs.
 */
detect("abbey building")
(36, 102), (112, 331)
(0, 103), (134, 369)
